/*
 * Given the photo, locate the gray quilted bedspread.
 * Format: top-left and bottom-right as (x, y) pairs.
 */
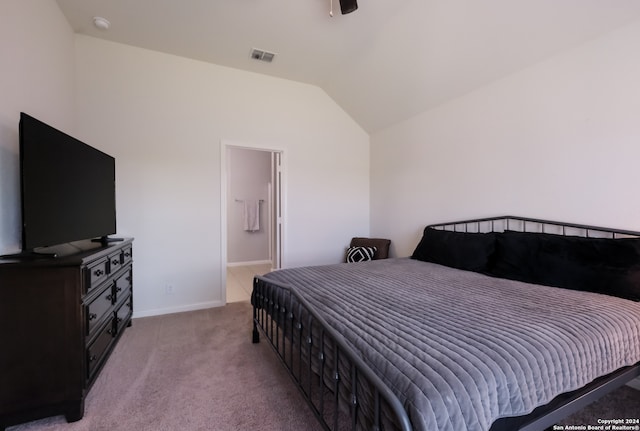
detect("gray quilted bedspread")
(262, 258), (640, 431)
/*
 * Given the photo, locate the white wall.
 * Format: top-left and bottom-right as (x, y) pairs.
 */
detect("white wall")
(0, 0), (76, 255)
(74, 35), (370, 317)
(227, 147), (271, 264)
(371, 20), (640, 258)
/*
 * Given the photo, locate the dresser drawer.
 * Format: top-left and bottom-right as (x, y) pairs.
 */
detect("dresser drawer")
(85, 257), (109, 293)
(108, 251), (123, 273)
(86, 285), (115, 336)
(87, 320), (115, 379)
(122, 246), (133, 266)
(115, 295), (133, 334)
(113, 269), (132, 305)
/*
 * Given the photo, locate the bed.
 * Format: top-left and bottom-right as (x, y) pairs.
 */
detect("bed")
(251, 216), (640, 431)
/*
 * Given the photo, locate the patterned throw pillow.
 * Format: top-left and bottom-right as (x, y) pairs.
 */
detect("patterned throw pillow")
(346, 246), (377, 262)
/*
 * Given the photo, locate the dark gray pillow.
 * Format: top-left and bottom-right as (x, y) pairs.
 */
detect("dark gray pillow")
(411, 227), (497, 273)
(490, 231), (640, 301)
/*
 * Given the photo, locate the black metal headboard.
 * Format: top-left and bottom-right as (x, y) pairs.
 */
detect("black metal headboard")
(428, 215), (640, 239)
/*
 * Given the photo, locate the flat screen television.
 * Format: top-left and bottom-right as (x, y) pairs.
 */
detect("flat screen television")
(16, 112), (117, 256)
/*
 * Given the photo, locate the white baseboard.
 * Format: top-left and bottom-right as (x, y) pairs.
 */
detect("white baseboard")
(227, 260), (271, 267)
(132, 300), (225, 319)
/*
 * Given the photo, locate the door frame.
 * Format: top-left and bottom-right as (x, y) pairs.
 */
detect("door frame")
(220, 140), (286, 303)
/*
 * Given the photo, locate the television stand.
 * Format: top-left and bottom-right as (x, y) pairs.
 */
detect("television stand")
(0, 238), (134, 430)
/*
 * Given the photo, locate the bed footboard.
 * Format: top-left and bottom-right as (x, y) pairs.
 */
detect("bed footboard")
(252, 275), (413, 431)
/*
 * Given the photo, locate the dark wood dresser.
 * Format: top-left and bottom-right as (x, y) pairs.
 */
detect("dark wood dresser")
(0, 238), (134, 430)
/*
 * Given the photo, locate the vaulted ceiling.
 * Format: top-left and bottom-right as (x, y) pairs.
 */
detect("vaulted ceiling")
(55, 0), (640, 133)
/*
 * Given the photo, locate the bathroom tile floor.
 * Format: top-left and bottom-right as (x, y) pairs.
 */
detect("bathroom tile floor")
(226, 263), (272, 303)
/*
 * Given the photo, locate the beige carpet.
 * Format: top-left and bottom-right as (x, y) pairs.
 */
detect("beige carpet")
(8, 302), (323, 431)
(8, 301), (638, 431)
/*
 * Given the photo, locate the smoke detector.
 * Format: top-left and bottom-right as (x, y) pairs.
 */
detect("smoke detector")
(250, 48), (276, 63)
(93, 16), (111, 30)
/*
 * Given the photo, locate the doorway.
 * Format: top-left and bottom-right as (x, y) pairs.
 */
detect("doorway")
(220, 141), (284, 303)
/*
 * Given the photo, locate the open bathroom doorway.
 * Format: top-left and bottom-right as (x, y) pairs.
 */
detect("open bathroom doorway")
(221, 142), (284, 303)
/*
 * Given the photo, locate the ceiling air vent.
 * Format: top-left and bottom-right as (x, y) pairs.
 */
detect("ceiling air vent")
(250, 48), (276, 63)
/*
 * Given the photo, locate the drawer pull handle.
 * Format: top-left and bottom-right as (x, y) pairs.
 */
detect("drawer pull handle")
(106, 294), (114, 301)
(88, 313), (98, 321)
(126, 276), (132, 282)
(116, 287), (122, 293)
(124, 252), (131, 258)
(112, 259), (120, 266)
(89, 355), (97, 362)
(107, 329), (114, 335)
(94, 269), (104, 277)
(117, 317), (123, 324)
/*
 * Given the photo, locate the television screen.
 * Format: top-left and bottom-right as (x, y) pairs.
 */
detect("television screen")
(19, 113), (116, 251)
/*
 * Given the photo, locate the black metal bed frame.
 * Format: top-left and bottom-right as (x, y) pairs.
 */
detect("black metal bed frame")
(252, 277), (412, 431)
(252, 215), (640, 431)
(428, 215), (640, 239)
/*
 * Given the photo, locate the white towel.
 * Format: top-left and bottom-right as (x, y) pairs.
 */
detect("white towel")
(243, 200), (260, 232)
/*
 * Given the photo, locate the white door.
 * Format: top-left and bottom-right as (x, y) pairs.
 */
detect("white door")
(271, 151), (282, 270)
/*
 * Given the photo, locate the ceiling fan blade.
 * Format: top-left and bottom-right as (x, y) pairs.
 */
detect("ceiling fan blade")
(340, 0), (358, 14)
